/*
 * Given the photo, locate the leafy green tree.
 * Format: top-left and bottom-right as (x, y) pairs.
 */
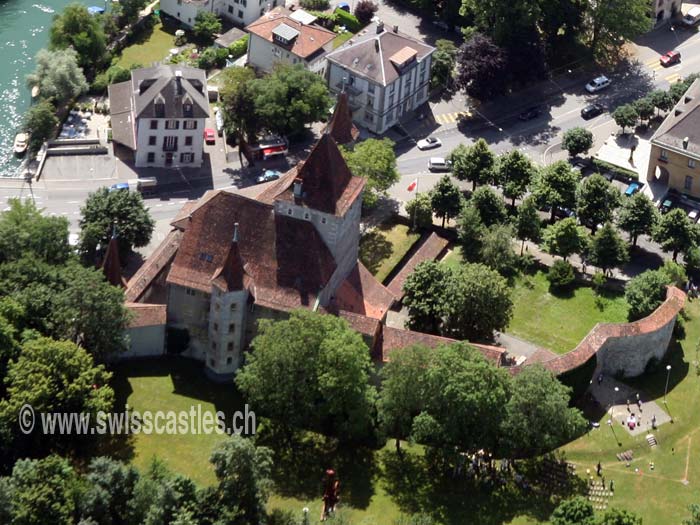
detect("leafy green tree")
(515, 197), (542, 255)
(550, 496), (594, 525)
(219, 66), (260, 157)
(443, 263), (513, 340)
(547, 259), (576, 290)
(587, 0), (650, 56)
(653, 208), (699, 261)
(210, 435), (273, 525)
(431, 39), (458, 89)
(588, 223), (629, 275)
(193, 12), (222, 44)
(24, 100), (59, 152)
(612, 104), (638, 134)
(49, 3), (108, 73)
(456, 204), (485, 261)
(634, 96), (655, 124)
(496, 150), (536, 207)
(501, 365), (586, 457)
(617, 191), (658, 247)
(543, 218), (588, 260)
(119, 0), (147, 24)
(599, 508), (643, 525)
(250, 64), (332, 137)
(236, 310), (376, 440)
(378, 344), (431, 453)
(562, 127), (594, 157)
(342, 138), (399, 208)
(480, 223), (517, 276)
(449, 139), (495, 189)
(683, 503), (700, 525)
(625, 268), (673, 320)
(0, 477), (12, 524)
(469, 186), (507, 226)
(532, 161), (580, 222)
(454, 33), (509, 100)
(648, 89), (674, 115)
(354, 0), (378, 25)
(402, 261), (451, 333)
(26, 48), (88, 107)
(405, 193), (433, 230)
(81, 457), (140, 525)
(430, 175), (463, 227)
(0, 198), (71, 265)
(576, 173), (621, 233)
(79, 186), (155, 262)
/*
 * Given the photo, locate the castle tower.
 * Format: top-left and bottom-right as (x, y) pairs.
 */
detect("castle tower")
(101, 227), (127, 288)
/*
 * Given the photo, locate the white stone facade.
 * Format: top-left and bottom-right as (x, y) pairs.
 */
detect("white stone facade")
(134, 116), (207, 168)
(159, 0), (280, 29)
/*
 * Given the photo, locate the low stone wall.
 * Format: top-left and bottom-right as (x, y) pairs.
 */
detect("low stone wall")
(514, 286), (686, 378)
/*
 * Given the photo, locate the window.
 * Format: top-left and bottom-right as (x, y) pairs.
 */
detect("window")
(183, 103), (193, 117)
(149, 120), (158, 130)
(184, 120), (197, 130)
(367, 83), (375, 95)
(421, 59), (427, 71)
(238, 9), (243, 17)
(165, 120), (179, 130)
(185, 288), (196, 296)
(660, 149), (668, 160)
(185, 136), (193, 146)
(226, 357), (233, 365)
(364, 111), (374, 123)
(230, 303), (237, 312)
(260, 8), (264, 15)
(304, 212), (310, 220)
(147, 152), (155, 163)
(228, 4), (233, 13)
(209, 358), (215, 367)
(389, 82), (395, 94)
(321, 217), (327, 224)
(212, 342), (217, 350)
(155, 102), (165, 117)
(177, 0), (181, 4)
(419, 71), (425, 84)
(180, 152), (194, 163)
(685, 176), (693, 191)
(228, 342), (234, 351)
(199, 252), (214, 262)
(163, 136), (178, 151)
(213, 323), (219, 331)
(215, 303), (220, 311)
(690, 159), (697, 169)
(148, 136), (156, 146)
(229, 323), (235, 333)
(287, 208), (293, 215)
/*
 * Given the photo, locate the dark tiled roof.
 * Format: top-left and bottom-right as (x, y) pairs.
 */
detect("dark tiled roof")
(166, 191), (337, 310)
(126, 302), (167, 328)
(125, 229), (183, 302)
(108, 81), (136, 149)
(651, 79), (700, 157)
(333, 262), (395, 319)
(338, 310), (381, 337)
(131, 65), (209, 119)
(258, 133), (365, 216)
(326, 23), (434, 86)
(215, 27), (247, 48)
(101, 235), (126, 288)
(211, 225), (247, 292)
(325, 92), (360, 145)
(386, 232), (449, 296)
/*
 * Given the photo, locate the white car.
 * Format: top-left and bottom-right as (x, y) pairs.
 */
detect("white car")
(417, 136), (442, 150)
(585, 76), (611, 93)
(689, 209), (700, 222)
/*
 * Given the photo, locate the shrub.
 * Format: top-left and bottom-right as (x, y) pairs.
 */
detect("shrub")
(300, 0), (330, 9)
(197, 47), (219, 70)
(335, 7), (362, 32)
(547, 260), (576, 290)
(354, 0), (378, 25)
(228, 34), (249, 59)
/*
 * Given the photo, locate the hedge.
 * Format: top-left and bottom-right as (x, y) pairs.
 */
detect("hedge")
(334, 8), (362, 32)
(592, 158), (639, 182)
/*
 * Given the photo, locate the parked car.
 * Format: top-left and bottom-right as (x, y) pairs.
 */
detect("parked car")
(581, 103), (604, 119)
(204, 128), (216, 144)
(428, 157), (451, 172)
(659, 198), (674, 213)
(337, 2), (350, 11)
(660, 50), (681, 66)
(215, 108), (224, 136)
(518, 107), (541, 121)
(256, 169), (282, 184)
(585, 76), (611, 93)
(689, 209), (700, 222)
(624, 182), (640, 196)
(417, 136), (442, 150)
(554, 206), (576, 219)
(109, 182), (130, 192)
(682, 6), (700, 26)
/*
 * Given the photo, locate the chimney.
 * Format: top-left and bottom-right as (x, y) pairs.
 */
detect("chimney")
(293, 178), (303, 198)
(683, 137), (689, 149)
(374, 40), (379, 52)
(376, 21), (384, 34)
(393, 25), (398, 33)
(175, 70), (183, 95)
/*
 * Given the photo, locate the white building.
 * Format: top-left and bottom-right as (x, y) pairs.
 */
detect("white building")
(653, 0), (682, 25)
(109, 65), (210, 168)
(245, 7), (336, 74)
(325, 22), (435, 135)
(159, 0), (281, 30)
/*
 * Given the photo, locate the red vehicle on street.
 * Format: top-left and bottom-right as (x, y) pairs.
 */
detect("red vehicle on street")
(204, 128), (216, 144)
(660, 50), (681, 66)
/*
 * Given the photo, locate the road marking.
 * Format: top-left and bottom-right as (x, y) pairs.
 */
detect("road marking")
(666, 73), (681, 83)
(67, 200), (80, 204)
(434, 110), (472, 125)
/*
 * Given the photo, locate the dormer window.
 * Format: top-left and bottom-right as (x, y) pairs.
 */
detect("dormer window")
(183, 97), (193, 117)
(154, 96), (165, 118)
(272, 23), (299, 46)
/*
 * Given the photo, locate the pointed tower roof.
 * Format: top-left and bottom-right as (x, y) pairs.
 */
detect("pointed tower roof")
(101, 228), (127, 288)
(212, 223), (246, 292)
(325, 91), (359, 145)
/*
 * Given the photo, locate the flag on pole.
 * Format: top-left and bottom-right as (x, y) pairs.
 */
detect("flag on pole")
(407, 178), (418, 192)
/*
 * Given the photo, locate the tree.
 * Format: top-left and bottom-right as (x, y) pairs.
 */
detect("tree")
(354, 0), (378, 24)
(562, 127), (594, 158)
(26, 48), (88, 107)
(501, 365), (586, 457)
(683, 504), (700, 525)
(378, 344), (431, 453)
(515, 197), (541, 255)
(210, 435), (273, 525)
(193, 12), (222, 44)
(648, 89), (674, 116)
(430, 175), (463, 227)
(480, 224), (517, 276)
(455, 33), (509, 100)
(0, 198), (71, 265)
(431, 39), (458, 89)
(342, 138), (399, 208)
(550, 496), (594, 525)
(219, 66), (260, 148)
(617, 191), (658, 247)
(653, 208), (699, 261)
(405, 193), (433, 230)
(576, 174), (621, 233)
(449, 139), (495, 189)
(543, 218), (587, 260)
(469, 186), (507, 226)
(24, 100), (59, 153)
(49, 3), (108, 73)
(634, 96), (655, 125)
(547, 259), (576, 290)
(532, 161), (580, 222)
(456, 204), (485, 261)
(588, 223), (629, 275)
(612, 104), (638, 134)
(496, 150), (536, 207)
(599, 508), (643, 525)
(236, 310), (376, 440)
(443, 263), (513, 340)
(79, 186), (155, 262)
(250, 64), (332, 137)
(82, 457), (140, 525)
(625, 269), (673, 320)
(119, 0), (147, 24)
(402, 261), (451, 333)
(587, 0), (650, 56)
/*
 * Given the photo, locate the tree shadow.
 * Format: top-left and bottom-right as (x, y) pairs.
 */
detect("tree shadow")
(359, 230), (393, 274)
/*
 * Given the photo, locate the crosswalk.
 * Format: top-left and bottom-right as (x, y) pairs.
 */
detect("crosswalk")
(644, 57), (682, 84)
(433, 110), (473, 125)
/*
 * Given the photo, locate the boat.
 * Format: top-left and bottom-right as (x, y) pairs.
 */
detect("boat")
(31, 85), (40, 99)
(13, 133), (28, 156)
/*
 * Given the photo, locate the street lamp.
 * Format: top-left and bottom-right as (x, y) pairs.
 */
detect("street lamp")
(607, 418), (621, 447)
(664, 364), (672, 403)
(302, 507), (309, 525)
(670, 25), (680, 46)
(609, 386), (620, 417)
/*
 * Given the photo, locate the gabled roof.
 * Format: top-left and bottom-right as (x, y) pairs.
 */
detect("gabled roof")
(651, 79), (700, 158)
(326, 23), (434, 86)
(258, 133), (365, 216)
(325, 91), (360, 145)
(108, 81), (136, 149)
(246, 6), (335, 59)
(131, 65), (209, 119)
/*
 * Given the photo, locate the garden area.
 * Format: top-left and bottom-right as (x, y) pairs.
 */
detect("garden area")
(359, 220), (421, 284)
(115, 20), (177, 70)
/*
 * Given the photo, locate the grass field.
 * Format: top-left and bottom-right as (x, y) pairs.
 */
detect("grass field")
(359, 221), (420, 284)
(115, 21), (177, 70)
(332, 31), (354, 49)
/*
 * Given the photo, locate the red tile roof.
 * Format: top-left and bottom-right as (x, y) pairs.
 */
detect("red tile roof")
(125, 229), (183, 302)
(386, 232), (449, 295)
(325, 92), (360, 145)
(333, 262), (395, 319)
(126, 302), (166, 328)
(211, 224), (247, 292)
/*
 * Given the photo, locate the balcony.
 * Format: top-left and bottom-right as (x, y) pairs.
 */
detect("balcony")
(163, 144), (178, 152)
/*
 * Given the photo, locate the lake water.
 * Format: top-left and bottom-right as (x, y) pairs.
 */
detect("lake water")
(0, 0), (90, 177)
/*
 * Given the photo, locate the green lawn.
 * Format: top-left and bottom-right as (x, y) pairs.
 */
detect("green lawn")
(115, 21), (177, 70)
(332, 31), (354, 49)
(359, 221), (420, 284)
